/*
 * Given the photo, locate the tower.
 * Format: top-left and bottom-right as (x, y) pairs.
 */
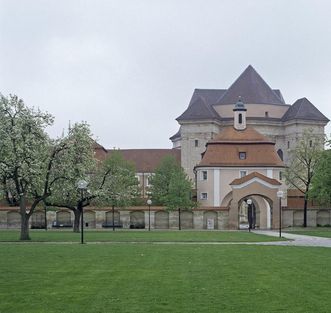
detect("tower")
(233, 97), (247, 130)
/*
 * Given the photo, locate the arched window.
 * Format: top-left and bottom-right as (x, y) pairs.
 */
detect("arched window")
(277, 149), (283, 161)
(238, 113), (242, 124)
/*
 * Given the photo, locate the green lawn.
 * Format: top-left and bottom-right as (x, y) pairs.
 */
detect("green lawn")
(0, 229), (284, 242)
(0, 243), (330, 313)
(286, 228), (331, 238)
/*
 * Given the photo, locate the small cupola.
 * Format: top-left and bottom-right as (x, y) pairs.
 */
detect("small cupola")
(233, 97), (247, 130)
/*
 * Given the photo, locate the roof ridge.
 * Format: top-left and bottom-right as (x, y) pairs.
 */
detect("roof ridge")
(216, 65), (285, 105)
(282, 97), (329, 122)
(177, 95), (221, 121)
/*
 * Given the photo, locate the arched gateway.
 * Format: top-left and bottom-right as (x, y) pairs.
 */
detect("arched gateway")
(229, 172), (281, 230)
(194, 98), (285, 230)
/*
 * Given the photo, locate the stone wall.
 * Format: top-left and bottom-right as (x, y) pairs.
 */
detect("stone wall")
(1, 206), (330, 230)
(283, 208), (331, 228)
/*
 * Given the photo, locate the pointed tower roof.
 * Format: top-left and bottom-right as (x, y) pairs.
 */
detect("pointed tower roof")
(282, 97), (329, 122)
(176, 96), (221, 122)
(216, 65), (285, 105)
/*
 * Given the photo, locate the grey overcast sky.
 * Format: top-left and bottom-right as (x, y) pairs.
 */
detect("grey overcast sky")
(1, 0), (331, 149)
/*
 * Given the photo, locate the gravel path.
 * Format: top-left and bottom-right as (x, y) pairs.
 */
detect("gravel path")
(252, 230), (331, 248)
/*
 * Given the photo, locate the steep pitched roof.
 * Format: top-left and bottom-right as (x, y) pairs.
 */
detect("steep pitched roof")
(92, 140), (107, 152)
(216, 65), (285, 105)
(92, 140), (108, 160)
(108, 149), (181, 172)
(282, 97), (329, 122)
(189, 89), (227, 106)
(230, 172), (281, 186)
(176, 96), (221, 122)
(169, 129), (181, 141)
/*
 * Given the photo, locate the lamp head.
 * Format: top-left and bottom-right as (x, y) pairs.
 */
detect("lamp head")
(277, 190), (284, 198)
(77, 179), (88, 190)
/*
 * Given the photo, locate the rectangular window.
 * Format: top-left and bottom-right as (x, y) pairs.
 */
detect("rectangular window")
(202, 170), (208, 180)
(195, 139), (199, 147)
(265, 111), (269, 118)
(240, 170), (247, 178)
(287, 141), (290, 149)
(239, 152), (246, 160)
(146, 175), (152, 186)
(200, 192), (208, 200)
(279, 171), (283, 180)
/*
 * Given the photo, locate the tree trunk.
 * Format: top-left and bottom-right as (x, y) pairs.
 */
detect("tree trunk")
(73, 209), (81, 233)
(178, 208), (181, 230)
(112, 204), (115, 232)
(20, 213), (31, 240)
(19, 196), (30, 240)
(303, 196), (308, 227)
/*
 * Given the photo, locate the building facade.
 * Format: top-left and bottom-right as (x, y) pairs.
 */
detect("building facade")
(171, 65), (328, 181)
(1, 66), (330, 230)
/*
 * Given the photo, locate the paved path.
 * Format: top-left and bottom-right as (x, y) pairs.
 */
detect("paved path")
(1, 231), (330, 247)
(252, 230), (331, 248)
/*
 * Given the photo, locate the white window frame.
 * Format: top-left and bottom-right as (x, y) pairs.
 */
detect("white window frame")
(201, 170), (208, 181)
(200, 192), (208, 200)
(239, 170), (247, 178)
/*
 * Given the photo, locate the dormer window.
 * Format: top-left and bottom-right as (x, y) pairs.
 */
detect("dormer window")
(239, 152), (246, 160)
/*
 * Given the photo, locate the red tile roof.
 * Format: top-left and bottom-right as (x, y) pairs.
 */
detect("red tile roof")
(198, 126), (284, 167)
(107, 149), (181, 172)
(211, 126), (272, 143)
(230, 172), (281, 186)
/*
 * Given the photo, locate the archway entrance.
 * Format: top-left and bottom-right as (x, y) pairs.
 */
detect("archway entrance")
(228, 172), (282, 230)
(238, 195), (272, 230)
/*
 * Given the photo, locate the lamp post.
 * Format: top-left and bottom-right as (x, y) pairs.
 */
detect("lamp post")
(44, 202), (47, 231)
(247, 199), (252, 232)
(77, 179), (88, 244)
(277, 190), (284, 238)
(147, 199), (152, 231)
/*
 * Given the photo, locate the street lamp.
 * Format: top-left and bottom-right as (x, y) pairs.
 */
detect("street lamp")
(77, 179), (88, 244)
(247, 199), (252, 232)
(277, 190), (284, 238)
(147, 199), (152, 231)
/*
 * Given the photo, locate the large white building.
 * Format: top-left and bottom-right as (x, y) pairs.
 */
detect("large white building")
(169, 65), (329, 229)
(171, 65), (328, 180)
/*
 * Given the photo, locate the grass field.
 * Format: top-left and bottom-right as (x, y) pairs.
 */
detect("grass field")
(0, 243), (330, 313)
(0, 229), (285, 242)
(286, 228), (331, 238)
